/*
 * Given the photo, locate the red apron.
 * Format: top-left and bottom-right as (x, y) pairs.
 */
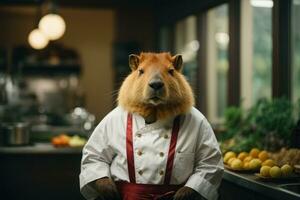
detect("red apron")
(116, 114), (182, 200)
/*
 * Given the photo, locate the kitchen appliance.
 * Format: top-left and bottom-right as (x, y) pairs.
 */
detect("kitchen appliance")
(0, 122), (31, 146)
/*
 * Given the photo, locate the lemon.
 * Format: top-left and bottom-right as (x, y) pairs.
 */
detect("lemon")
(281, 164), (293, 177)
(238, 152), (249, 161)
(231, 158), (243, 170)
(243, 156), (253, 163)
(258, 150), (269, 162)
(249, 158), (262, 170)
(260, 166), (271, 177)
(262, 159), (276, 167)
(250, 148), (260, 158)
(270, 166), (281, 178)
(228, 157), (236, 165)
(224, 151), (236, 163)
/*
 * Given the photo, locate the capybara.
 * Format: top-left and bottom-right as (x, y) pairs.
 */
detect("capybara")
(80, 52), (224, 200)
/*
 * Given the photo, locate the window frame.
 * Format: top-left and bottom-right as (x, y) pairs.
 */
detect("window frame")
(155, 0), (293, 116)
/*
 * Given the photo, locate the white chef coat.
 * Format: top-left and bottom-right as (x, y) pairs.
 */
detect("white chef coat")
(80, 106), (224, 200)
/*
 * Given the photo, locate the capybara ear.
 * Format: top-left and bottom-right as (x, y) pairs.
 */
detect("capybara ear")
(129, 54), (140, 71)
(172, 54), (183, 71)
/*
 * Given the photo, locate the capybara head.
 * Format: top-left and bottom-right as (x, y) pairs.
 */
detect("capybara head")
(118, 52), (194, 120)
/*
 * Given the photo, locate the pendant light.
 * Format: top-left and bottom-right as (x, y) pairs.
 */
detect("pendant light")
(39, 13), (66, 40)
(28, 29), (49, 49)
(38, 1), (66, 40)
(28, 4), (49, 49)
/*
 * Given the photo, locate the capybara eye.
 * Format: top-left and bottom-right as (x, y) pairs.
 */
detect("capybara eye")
(168, 69), (174, 76)
(138, 69), (144, 75)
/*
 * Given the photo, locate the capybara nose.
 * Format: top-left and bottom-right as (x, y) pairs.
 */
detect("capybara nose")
(149, 81), (164, 90)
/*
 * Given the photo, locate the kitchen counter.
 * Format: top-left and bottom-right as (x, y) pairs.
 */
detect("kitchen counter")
(0, 143), (83, 154)
(221, 169), (300, 200)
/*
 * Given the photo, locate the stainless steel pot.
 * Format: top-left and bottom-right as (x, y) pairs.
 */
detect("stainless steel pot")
(0, 122), (31, 146)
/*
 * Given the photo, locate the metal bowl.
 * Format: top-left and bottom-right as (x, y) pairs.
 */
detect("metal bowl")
(0, 122), (31, 146)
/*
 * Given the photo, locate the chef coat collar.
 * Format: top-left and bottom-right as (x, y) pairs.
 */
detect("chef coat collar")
(132, 112), (177, 131)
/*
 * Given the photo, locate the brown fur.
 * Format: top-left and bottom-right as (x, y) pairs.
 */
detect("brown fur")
(118, 52), (194, 120)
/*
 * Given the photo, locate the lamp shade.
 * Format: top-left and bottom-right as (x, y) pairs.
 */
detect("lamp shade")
(28, 29), (49, 49)
(39, 13), (66, 40)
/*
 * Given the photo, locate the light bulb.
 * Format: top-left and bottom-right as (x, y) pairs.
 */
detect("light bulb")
(28, 29), (49, 49)
(39, 14), (66, 40)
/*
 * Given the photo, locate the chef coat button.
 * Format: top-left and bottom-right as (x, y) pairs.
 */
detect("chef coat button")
(159, 170), (164, 176)
(137, 150), (143, 156)
(138, 170), (143, 175)
(164, 134), (169, 139)
(159, 152), (164, 157)
(137, 133), (142, 138)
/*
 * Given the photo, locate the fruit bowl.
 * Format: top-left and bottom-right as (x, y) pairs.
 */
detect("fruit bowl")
(224, 164), (259, 173)
(254, 173), (300, 181)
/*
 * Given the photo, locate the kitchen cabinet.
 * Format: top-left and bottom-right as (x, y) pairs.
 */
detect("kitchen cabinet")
(0, 144), (84, 200)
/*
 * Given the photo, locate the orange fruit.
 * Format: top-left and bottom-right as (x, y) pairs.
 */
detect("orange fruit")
(243, 156), (253, 163)
(258, 150), (269, 162)
(238, 152), (249, 161)
(249, 148), (260, 158)
(243, 162), (251, 170)
(262, 159), (276, 167)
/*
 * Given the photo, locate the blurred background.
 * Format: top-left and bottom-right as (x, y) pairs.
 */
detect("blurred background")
(0, 0), (300, 200)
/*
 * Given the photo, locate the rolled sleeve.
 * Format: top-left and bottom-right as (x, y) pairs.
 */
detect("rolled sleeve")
(79, 122), (115, 199)
(185, 173), (219, 200)
(185, 118), (224, 200)
(80, 162), (111, 200)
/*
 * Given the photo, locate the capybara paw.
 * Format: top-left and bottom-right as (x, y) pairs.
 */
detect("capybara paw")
(93, 178), (121, 200)
(173, 186), (204, 200)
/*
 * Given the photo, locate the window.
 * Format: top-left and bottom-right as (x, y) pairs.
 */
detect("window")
(206, 4), (229, 123)
(292, 0), (300, 103)
(240, 0), (273, 109)
(174, 16), (199, 91)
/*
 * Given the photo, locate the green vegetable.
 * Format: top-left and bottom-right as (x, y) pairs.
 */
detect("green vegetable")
(220, 98), (296, 152)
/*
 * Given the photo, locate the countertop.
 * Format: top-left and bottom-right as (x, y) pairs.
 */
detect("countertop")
(223, 169), (300, 200)
(0, 143), (83, 154)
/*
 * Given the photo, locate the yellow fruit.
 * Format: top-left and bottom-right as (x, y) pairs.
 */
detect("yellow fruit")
(231, 159), (243, 170)
(262, 159), (276, 167)
(258, 150), (269, 162)
(270, 166), (282, 178)
(249, 158), (262, 170)
(260, 166), (271, 177)
(250, 148), (260, 158)
(238, 152), (249, 161)
(281, 164), (293, 177)
(224, 151), (236, 163)
(243, 162), (251, 170)
(225, 151), (236, 158)
(243, 156), (253, 163)
(228, 157), (236, 165)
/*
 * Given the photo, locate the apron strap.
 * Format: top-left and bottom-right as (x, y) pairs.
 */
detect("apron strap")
(126, 113), (136, 183)
(126, 113), (181, 184)
(164, 115), (180, 184)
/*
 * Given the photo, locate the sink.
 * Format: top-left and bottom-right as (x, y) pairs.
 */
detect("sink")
(279, 183), (300, 194)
